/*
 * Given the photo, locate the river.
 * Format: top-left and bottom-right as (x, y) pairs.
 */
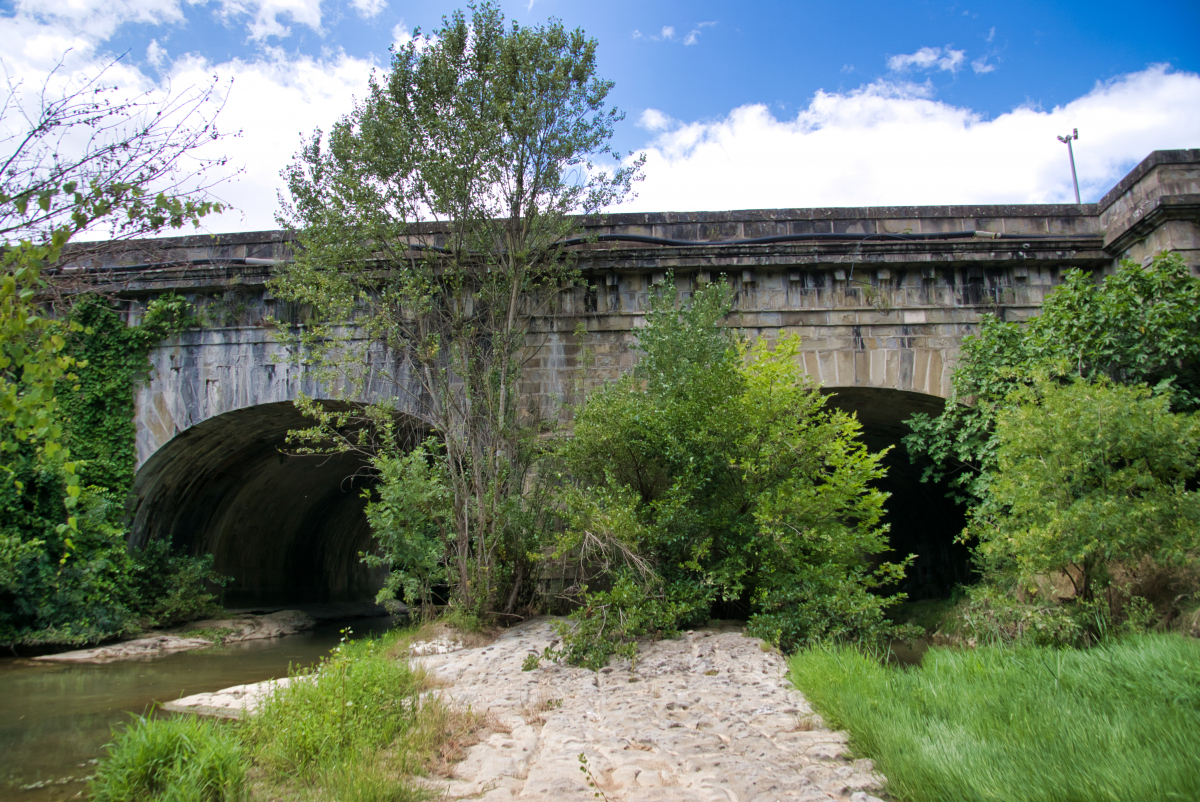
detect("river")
(0, 616), (400, 801)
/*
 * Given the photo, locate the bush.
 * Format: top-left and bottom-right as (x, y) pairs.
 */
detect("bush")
(90, 714), (245, 802)
(551, 277), (907, 664)
(906, 250), (1200, 505)
(129, 539), (227, 627)
(971, 379), (1200, 620)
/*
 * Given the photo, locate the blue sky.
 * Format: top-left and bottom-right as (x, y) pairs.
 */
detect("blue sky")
(3, 0), (1198, 232)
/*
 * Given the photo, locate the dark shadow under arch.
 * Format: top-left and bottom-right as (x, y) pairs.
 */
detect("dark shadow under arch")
(824, 387), (973, 599)
(130, 401), (414, 607)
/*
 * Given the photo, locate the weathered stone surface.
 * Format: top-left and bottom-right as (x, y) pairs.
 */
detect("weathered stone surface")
(411, 619), (886, 801)
(179, 609), (318, 642)
(33, 635), (217, 664)
(167, 619), (887, 799)
(163, 678), (296, 719)
(32, 610), (319, 664)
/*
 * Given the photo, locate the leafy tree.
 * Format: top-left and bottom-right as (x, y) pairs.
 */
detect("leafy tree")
(905, 251), (1200, 504)
(274, 1), (642, 619)
(0, 63), (231, 646)
(547, 278), (908, 665)
(360, 439), (454, 615)
(970, 379), (1200, 607)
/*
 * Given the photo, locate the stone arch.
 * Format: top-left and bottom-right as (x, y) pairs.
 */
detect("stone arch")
(823, 386), (973, 598)
(129, 401), (418, 607)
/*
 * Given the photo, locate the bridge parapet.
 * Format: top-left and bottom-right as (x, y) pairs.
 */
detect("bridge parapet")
(53, 148), (1198, 468)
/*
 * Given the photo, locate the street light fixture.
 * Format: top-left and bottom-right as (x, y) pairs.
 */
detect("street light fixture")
(1057, 128), (1081, 204)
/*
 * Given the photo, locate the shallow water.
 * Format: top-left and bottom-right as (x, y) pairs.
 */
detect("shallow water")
(0, 616), (400, 801)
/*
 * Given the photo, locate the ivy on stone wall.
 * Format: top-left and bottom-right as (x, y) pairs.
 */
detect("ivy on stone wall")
(60, 297), (163, 494)
(0, 294), (222, 648)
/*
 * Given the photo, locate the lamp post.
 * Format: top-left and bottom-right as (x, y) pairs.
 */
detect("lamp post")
(1057, 128), (1080, 204)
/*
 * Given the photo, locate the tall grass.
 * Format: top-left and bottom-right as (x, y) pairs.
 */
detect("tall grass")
(90, 626), (477, 802)
(242, 628), (457, 799)
(789, 634), (1200, 802)
(89, 714), (245, 802)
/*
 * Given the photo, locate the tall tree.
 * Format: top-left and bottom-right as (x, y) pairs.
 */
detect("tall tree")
(274, 2), (642, 618)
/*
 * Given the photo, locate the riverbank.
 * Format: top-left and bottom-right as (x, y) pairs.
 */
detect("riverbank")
(26, 601), (393, 664)
(148, 618), (886, 801)
(1, 616), (401, 801)
(788, 634), (1200, 801)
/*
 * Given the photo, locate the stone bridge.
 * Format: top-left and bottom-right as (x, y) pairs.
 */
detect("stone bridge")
(79, 149), (1200, 606)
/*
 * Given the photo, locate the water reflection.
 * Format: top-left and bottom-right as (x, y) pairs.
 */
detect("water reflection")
(0, 616), (398, 801)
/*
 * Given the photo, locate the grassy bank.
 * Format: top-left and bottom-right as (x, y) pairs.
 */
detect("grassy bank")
(789, 634), (1200, 802)
(90, 625), (485, 802)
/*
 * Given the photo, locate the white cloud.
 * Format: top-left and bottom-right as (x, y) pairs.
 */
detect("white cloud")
(166, 48), (376, 230)
(888, 46), (965, 74)
(146, 39), (168, 68)
(392, 20), (413, 48)
(13, 0), (186, 40)
(635, 24), (707, 44)
(971, 56), (995, 74)
(0, 2), (375, 233)
(349, 0), (386, 19)
(683, 21), (715, 46)
(986, 27), (996, 43)
(616, 66), (1200, 212)
(638, 108), (675, 131)
(214, 0), (323, 41)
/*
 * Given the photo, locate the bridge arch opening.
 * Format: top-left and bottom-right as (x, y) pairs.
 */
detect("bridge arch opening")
(824, 387), (973, 599)
(129, 401), (409, 607)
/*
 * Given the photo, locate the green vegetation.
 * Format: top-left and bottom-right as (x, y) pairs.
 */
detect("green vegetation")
(789, 635), (1200, 802)
(906, 251), (1200, 505)
(0, 295), (227, 647)
(543, 278), (911, 666)
(972, 380), (1200, 617)
(274, 0), (641, 621)
(0, 66), (229, 647)
(90, 714), (246, 802)
(904, 252), (1200, 642)
(91, 627), (483, 801)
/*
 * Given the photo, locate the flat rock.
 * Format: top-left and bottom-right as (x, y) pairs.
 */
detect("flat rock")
(32, 609), (319, 664)
(412, 618), (887, 801)
(159, 617), (888, 800)
(163, 678), (295, 719)
(32, 635), (216, 664)
(178, 609), (318, 643)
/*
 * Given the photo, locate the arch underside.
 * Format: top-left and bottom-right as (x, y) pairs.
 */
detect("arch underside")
(130, 388), (968, 609)
(130, 401), (395, 607)
(824, 386), (972, 598)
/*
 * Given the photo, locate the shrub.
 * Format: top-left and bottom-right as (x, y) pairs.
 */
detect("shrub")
(551, 277), (907, 664)
(905, 250), (1200, 505)
(972, 379), (1200, 611)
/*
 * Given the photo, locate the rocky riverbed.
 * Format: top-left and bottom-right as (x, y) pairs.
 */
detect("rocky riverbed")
(169, 618), (887, 801)
(32, 610), (318, 664)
